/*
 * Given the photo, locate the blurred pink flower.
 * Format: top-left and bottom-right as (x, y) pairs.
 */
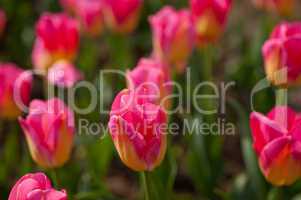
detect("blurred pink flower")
(262, 22), (301, 86)
(127, 57), (172, 110)
(250, 106), (301, 186)
(32, 13), (79, 70)
(0, 9), (6, 36)
(76, 0), (104, 36)
(253, 0), (295, 16)
(149, 6), (195, 73)
(190, 0), (231, 46)
(0, 63), (32, 119)
(19, 98), (75, 168)
(8, 172), (67, 200)
(103, 0), (142, 34)
(47, 60), (83, 88)
(109, 89), (167, 171)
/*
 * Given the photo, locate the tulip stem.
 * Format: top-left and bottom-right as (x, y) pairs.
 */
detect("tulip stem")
(141, 172), (150, 200)
(50, 169), (59, 187)
(275, 88), (287, 106)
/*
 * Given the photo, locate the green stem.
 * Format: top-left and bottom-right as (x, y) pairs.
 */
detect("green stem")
(275, 88), (287, 106)
(267, 187), (283, 200)
(50, 169), (59, 187)
(198, 46), (215, 123)
(228, 97), (267, 200)
(141, 172), (150, 200)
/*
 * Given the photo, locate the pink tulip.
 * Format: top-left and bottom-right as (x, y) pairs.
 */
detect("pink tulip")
(108, 89), (167, 171)
(126, 57), (172, 110)
(47, 60), (83, 88)
(149, 6), (195, 73)
(0, 9), (6, 36)
(103, 0), (142, 34)
(262, 22), (301, 86)
(19, 98), (75, 168)
(76, 0), (104, 36)
(0, 63), (32, 119)
(190, 0), (231, 46)
(8, 172), (67, 200)
(250, 106), (301, 186)
(253, 0), (294, 16)
(32, 13), (79, 70)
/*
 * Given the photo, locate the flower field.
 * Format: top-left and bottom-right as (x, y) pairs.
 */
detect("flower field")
(1, 0), (301, 199)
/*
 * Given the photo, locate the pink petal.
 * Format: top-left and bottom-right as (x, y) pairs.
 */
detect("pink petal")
(267, 106), (297, 131)
(47, 61), (83, 88)
(259, 136), (291, 172)
(250, 112), (284, 154)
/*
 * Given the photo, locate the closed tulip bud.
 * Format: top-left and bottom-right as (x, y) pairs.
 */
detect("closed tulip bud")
(76, 0), (104, 37)
(262, 22), (301, 87)
(47, 60), (83, 88)
(190, 0), (231, 46)
(108, 89), (167, 171)
(149, 6), (195, 73)
(126, 58), (172, 110)
(8, 172), (67, 200)
(32, 13), (79, 70)
(0, 63), (32, 119)
(253, 0), (294, 16)
(103, 0), (142, 34)
(250, 106), (301, 186)
(19, 98), (75, 168)
(0, 9), (6, 36)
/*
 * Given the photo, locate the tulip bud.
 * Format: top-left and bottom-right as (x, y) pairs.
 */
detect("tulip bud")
(0, 9), (6, 36)
(190, 0), (231, 46)
(262, 22), (301, 87)
(8, 172), (67, 200)
(109, 89), (167, 171)
(76, 0), (104, 37)
(48, 60), (83, 88)
(103, 0), (142, 34)
(149, 6), (195, 73)
(0, 63), (32, 119)
(32, 13), (79, 70)
(252, 0), (294, 16)
(250, 106), (301, 186)
(19, 98), (75, 168)
(126, 57), (172, 110)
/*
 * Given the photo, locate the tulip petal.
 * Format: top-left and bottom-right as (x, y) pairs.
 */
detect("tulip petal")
(259, 137), (301, 186)
(48, 61), (83, 88)
(283, 37), (301, 80)
(267, 106), (296, 131)
(250, 112), (284, 154)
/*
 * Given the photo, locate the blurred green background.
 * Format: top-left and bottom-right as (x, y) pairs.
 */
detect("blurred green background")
(1, 0), (301, 199)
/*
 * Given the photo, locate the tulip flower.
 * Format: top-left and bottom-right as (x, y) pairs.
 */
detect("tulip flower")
(8, 172), (67, 200)
(149, 6), (195, 73)
(108, 89), (167, 171)
(19, 98), (75, 168)
(126, 58), (172, 110)
(262, 22), (301, 87)
(103, 0), (142, 34)
(76, 0), (104, 36)
(252, 0), (294, 16)
(0, 9), (6, 36)
(32, 13), (79, 70)
(190, 0), (231, 46)
(47, 60), (83, 88)
(0, 63), (32, 119)
(250, 106), (301, 186)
